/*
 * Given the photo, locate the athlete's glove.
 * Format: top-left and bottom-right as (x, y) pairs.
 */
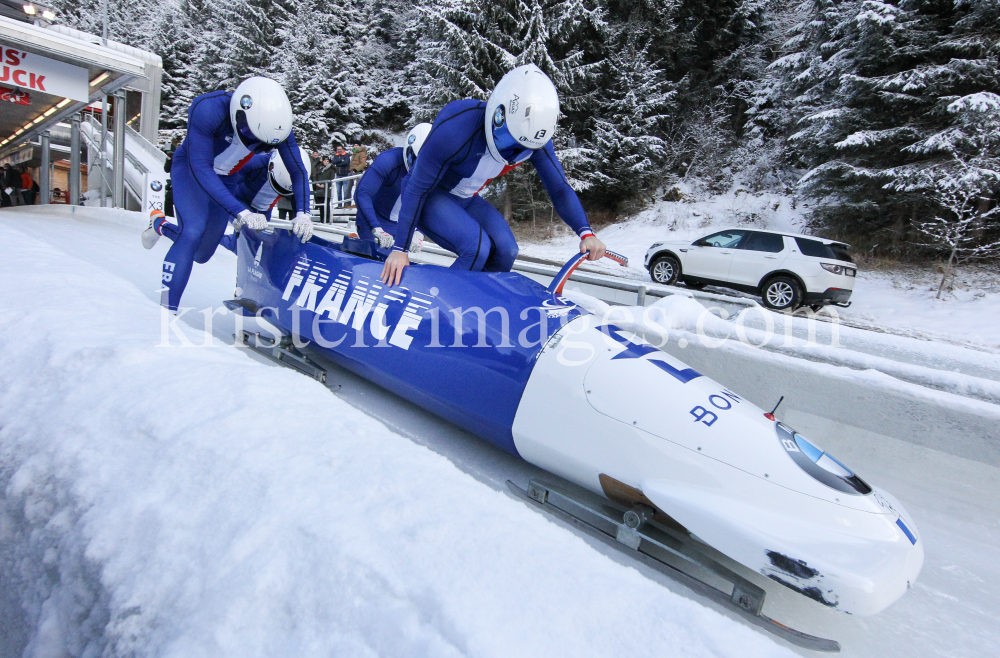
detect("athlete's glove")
(292, 212), (314, 243)
(235, 210), (268, 231)
(373, 227), (395, 250)
(410, 230), (425, 254)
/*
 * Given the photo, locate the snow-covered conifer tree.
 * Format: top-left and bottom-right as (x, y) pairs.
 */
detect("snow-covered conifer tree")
(757, 0), (1000, 245)
(590, 38), (678, 196)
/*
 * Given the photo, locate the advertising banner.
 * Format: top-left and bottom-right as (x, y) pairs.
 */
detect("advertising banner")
(0, 44), (89, 102)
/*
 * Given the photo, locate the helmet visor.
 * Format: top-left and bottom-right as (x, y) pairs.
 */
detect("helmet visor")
(235, 110), (277, 154)
(491, 106), (528, 164)
(405, 145), (417, 171)
(269, 169), (292, 196)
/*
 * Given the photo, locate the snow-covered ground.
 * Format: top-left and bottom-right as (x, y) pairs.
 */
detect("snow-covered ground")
(0, 209), (796, 657)
(519, 183), (1000, 350)
(839, 267), (1000, 350)
(1, 206), (998, 657)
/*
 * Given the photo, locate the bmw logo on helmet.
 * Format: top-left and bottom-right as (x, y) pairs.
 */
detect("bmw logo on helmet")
(493, 106), (505, 128)
(407, 133), (417, 145)
(240, 95), (253, 110)
(150, 180), (163, 192)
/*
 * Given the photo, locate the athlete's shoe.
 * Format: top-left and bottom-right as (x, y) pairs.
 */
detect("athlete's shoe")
(142, 209), (164, 249)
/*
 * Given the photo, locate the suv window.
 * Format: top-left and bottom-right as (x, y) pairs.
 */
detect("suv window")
(743, 232), (785, 253)
(794, 237), (855, 262)
(829, 243), (854, 263)
(697, 230), (747, 249)
(795, 237), (836, 258)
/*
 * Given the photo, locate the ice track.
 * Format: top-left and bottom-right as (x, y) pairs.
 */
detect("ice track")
(1, 206), (998, 658)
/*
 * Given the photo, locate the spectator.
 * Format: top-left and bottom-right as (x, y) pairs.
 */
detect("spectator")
(5, 163), (23, 206)
(52, 188), (64, 203)
(347, 143), (368, 205)
(20, 166), (34, 205)
(276, 193), (294, 220)
(1, 164), (15, 207)
(310, 151), (321, 172)
(164, 135), (183, 217)
(314, 155), (335, 222)
(332, 144), (351, 207)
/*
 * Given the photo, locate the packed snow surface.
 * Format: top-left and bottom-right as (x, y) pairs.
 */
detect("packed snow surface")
(840, 268), (1000, 349)
(2, 207), (998, 658)
(0, 211), (795, 656)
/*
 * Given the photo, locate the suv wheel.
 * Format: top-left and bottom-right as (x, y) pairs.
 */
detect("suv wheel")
(650, 255), (681, 285)
(761, 276), (802, 311)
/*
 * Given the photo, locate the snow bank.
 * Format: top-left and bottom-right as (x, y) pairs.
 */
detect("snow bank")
(563, 289), (1000, 415)
(843, 268), (1000, 350)
(0, 221), (794, 655)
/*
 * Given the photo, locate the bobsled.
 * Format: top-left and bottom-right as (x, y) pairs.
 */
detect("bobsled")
(228, 225), (923, 651)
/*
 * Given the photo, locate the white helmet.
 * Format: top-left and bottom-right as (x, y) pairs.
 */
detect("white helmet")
(268, 146), (311, 196)
(230, 77), (294, 152)
(403, 122), (432, 171)
(484, 64), (559, 165)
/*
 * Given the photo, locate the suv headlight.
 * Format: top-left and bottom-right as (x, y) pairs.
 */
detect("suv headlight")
(820, 263), (854, 276)
(650, 242), (665, 249)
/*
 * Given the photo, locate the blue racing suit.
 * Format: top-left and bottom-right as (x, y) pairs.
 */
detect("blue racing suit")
(216, 154), (279, 253)
(354, 147), (406, 242)
(154, 90), (309, 310)
(392, 99), (594, 271)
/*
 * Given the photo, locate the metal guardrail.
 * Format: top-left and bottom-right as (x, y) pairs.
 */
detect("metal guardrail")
(80, 114), (146, 207)
(310, 172), (364, 223)
(266, 219), (756, 310)
(124, 123), (167, 168)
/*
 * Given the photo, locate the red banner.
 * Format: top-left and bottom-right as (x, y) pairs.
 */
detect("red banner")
(0, 85), (30, 106)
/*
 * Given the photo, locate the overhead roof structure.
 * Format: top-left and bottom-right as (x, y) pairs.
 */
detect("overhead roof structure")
(0, 14), (160, 161)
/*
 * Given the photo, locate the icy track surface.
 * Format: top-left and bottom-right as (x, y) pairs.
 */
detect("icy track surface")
(0, 212), (798, 656)
(2, 207), (999, 658)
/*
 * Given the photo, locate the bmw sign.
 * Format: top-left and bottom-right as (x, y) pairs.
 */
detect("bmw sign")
(240, 95), (253, 110)
(150, 180), (163, 192)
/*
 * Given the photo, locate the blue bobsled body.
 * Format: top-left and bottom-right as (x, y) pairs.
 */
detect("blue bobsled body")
(235, 229), (587, 455)
(231, 230), (924, 632)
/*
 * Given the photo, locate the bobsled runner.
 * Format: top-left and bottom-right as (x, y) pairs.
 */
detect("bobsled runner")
(227, 224), (923, 652)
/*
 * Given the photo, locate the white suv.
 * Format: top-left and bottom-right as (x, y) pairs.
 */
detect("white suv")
(644, 229), (856, 311)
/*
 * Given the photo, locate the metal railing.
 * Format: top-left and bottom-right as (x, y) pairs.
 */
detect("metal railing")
(80, 113), (158, 208)
(309, 172), (363, 223)
(265, 219), (755, 313)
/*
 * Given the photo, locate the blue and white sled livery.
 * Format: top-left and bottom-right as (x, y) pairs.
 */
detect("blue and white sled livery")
(228, 226), (923, 652)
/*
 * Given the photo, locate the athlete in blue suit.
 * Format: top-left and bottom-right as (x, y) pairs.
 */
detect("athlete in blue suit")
(218, 146), (312, 253)
(381, 65), (606, 286)
(217, 154), (275, 254)
(355, 148), (405, 244)
(141, 77), (313, 311)
(354, 123), (431, 249)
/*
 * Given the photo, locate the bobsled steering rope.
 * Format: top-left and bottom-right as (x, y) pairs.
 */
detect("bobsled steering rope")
(547, 250), (629, 296)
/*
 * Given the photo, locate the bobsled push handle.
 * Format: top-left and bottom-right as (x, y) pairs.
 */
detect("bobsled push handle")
(547, 250), (629, 296)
